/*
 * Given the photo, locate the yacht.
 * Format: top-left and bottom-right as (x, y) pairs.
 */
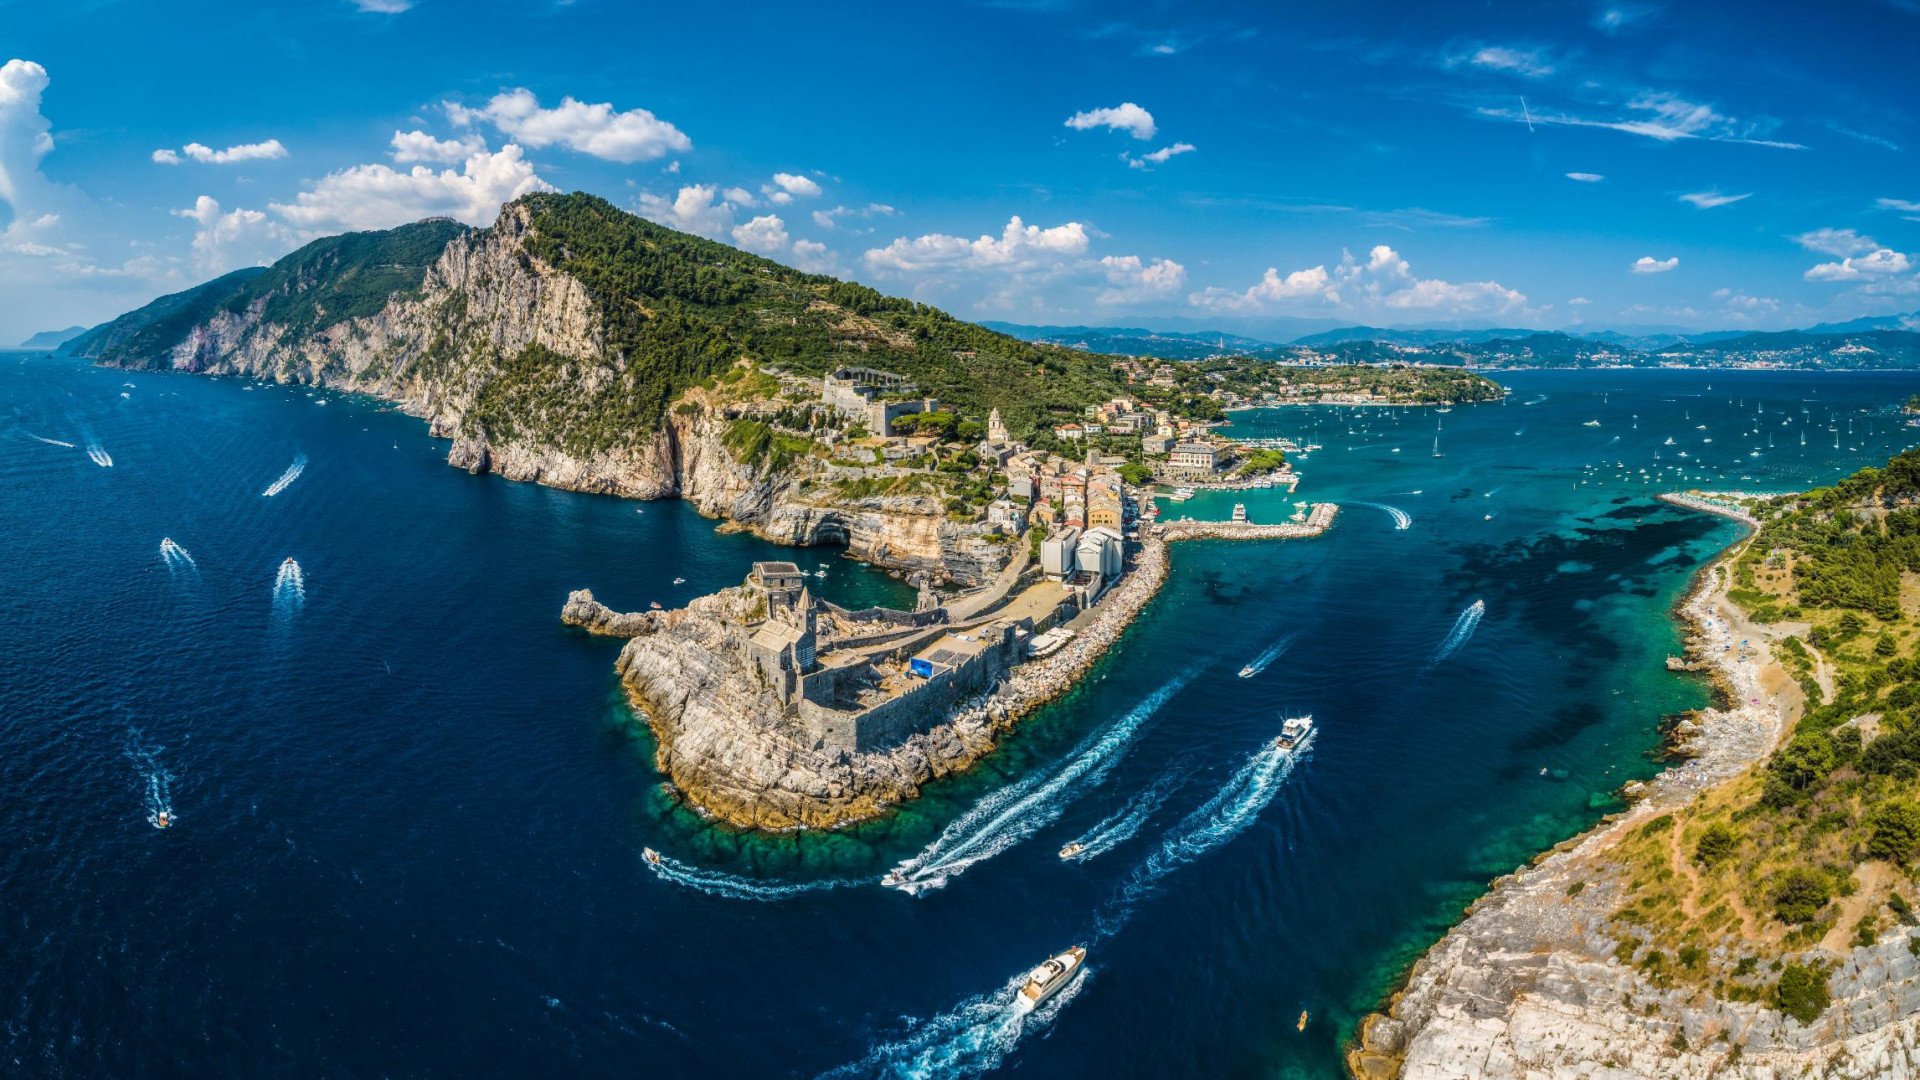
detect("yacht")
(1274, 715), (1314, 752)
(1014, 946), (1087, 1014)
(1231, 503), (1248, 523)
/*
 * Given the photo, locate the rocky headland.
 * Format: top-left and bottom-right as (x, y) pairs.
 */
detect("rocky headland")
(1349, 507), (1920, 1079)
(563, 505), (1338, 831)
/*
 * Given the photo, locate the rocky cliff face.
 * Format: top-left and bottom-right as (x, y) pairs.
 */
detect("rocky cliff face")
(95, 202), (1005, 583)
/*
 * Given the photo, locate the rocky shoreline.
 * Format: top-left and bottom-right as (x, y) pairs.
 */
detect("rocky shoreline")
(1348, 500), (1920, 1079)
(567, 505), (1338, 831)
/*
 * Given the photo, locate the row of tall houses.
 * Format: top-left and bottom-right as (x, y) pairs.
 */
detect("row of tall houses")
(1001, 448), (1130, 532)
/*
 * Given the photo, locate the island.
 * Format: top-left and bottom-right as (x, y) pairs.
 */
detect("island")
(59, 190), (1480, 826)
(1351, 449), (1920, 1079)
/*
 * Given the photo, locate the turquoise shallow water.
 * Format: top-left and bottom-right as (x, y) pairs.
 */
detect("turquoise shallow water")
(2, 356), (1917, 1078)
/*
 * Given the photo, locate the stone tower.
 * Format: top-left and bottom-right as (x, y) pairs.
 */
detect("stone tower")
(987, 407), (1009, 443)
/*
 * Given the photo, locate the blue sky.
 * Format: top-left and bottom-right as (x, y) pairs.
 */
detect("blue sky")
(1, 0), (1916, 342)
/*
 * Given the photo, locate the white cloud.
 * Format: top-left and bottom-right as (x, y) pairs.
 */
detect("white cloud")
(638, 184), (734, 238)
(270, 144), (550, 234)
(1565, 172), (1605, 182)
(730, 213), (788, 253)
(1095, 254), (1186, 304)
(811, 203), (894, 230)
(1064, 102), (1157, 141)
(1631, 256), (1679, 273)
(760, 172), (822, 205)
(1127, 142), (1196, 169)
(1678, 190), (1750, 209)
(165, 139), (288, 165)
(1190, 244), (1525, 316)
(1879, 197), (1920, 213)
(1711, 287), (1779, 315)
(173, 194), (289, 273)
(791, 239), (836, 274)
(1804, 247), (1912, 282)
(351, 0), (413, 11)
(448, 88), (690, 163)
(1480, 91), (1804, 149)
(389, 129), (487, 165)
(864, 215), (1090, 273)
(722, 186), (756, 207)
(1794, 228), (1879, 258)
(1568, 296), (1592, 304)
(1468, 46), (1553, 78)
(0, 60), (58, 223)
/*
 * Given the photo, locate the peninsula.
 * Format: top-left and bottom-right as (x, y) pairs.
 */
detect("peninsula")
(1352, 449), (1920, 1079)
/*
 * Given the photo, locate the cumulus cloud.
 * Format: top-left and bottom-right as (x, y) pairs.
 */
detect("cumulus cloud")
(389, 129), (487, 164)
(448, 88), (690, 163)
(1190, 244), (1525, 316)
(730, 213), (788, 253)
(1631, 255), (1679, 273)
(0, 59), (58, 223)
(722, 186), (756, 207)
(1804, 247), (1912, 282)
(1679, 190), (1750, 209)
(637, 184), (735, 238)
(1126, 142), (1196, 169)
(1794, 228), (1879, 258)
(1711, 287), (1779, 315)
(761, 172), (822, 205)
(1565, 172), (1605, 182)
(1064, 102), (1157, 141)
(864, 216), (1090, 273)
(173, 194), (289, 273)
(1095, 254), (1186, 304)
(791, 239), (836, 274)
(270, 144), (550, 234)
(154, 139), (288, 165)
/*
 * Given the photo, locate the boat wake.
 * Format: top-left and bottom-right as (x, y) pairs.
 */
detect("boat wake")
(884, 670), (1196, 895)
(273, 559), (306, 611)
(127, 734), (175, 830)
(1061, 768), (1185, 863)
(86, 443), (112, 467)
(261, 453), (308, 497)
(159, 537), (196, 573)
(1430, 599), (1486, 664)
(1353, 502), (1412, 530)
(643, 851), (855, 901)
(818, 961), (1088, 1080)
(831, 735), (1305, 1078)
(1238, 633), (1295, 678)
(27, 433), (76, 448)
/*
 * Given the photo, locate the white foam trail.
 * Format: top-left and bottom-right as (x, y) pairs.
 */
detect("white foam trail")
(1062, 769), (1184, 862)
(644, 852), (856, 901)
(1606, 435), (1621, 446)
(86, 443), (112, 467)
(27, 434), (75, 448)
(1354, 502), (1412, 530)
(1238, 633), (1295, 678)
(1431, 599), (1486, 664)
(159, 537), (196, 572)
(261, 453), (307, 497)
(819, 962), (1088, 1080)
(126, 735), (175, 829)
(885, 670), (1197, 895)
(273, 559), (306, 610)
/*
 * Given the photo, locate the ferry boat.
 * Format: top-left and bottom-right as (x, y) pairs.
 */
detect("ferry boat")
(1058, 842), (1085, 860)
(1014, 946), (1087, 1014)
(1274, 715), (1314, 752)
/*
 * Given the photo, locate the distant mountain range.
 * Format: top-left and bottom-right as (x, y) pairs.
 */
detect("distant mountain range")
(17, 325), (88, 350)
(986, 316), (1920, 369)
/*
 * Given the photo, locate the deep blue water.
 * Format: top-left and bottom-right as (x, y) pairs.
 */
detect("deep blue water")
(4, 356), (1918, 1078)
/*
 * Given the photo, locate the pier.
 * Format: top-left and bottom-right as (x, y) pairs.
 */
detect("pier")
(1659, 491), (1761, 528)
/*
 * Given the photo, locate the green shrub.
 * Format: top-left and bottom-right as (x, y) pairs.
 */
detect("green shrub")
(1772, 868), (1832, 925)
(1694, 823), (1738, 867)
(1774, 963), (1830, 1023)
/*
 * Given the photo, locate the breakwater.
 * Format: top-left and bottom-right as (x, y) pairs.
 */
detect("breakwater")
(1659, 491), (1762, 529)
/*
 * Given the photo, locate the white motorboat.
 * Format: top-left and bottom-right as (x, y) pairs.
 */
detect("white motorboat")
(1274, 715), (1314, 752)
(1015, 946), (1087, 1013)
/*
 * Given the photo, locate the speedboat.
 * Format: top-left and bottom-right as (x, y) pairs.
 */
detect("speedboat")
(1058, 842), (1085, 860)
(1274, 715), (1314, 752)
(642, 848), (661, 866)
(673, 577), (686, 585)
(1582, 420), (1601, 427)
(152, 811), (171, 829)
(1238, 665), (1257, 678)
(882, 870), (905, 887)
(1014, 946), (1086, 1014)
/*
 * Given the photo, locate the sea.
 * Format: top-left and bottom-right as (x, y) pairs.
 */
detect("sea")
(4, 352), (1918, 1078)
